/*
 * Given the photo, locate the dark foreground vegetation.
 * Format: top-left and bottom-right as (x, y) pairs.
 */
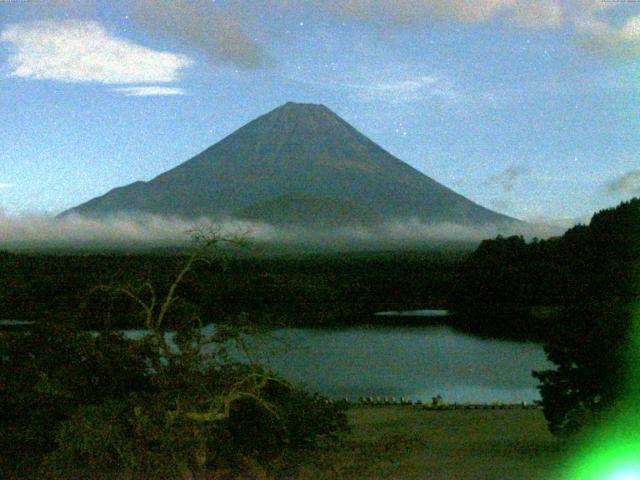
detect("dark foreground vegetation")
(1, 235), (349, 479)
(1, 322), (349, 479)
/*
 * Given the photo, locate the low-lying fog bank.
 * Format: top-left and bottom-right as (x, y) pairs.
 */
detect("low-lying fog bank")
(0, 212), (564, 252)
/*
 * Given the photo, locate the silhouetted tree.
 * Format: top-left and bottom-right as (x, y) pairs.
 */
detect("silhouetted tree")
(533, 198), (640, 435)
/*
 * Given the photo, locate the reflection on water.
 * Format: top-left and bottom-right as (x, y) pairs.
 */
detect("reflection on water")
(0, 320), (34, 326)
(374, 309), (450, 317)
(217, 325), (549, 403)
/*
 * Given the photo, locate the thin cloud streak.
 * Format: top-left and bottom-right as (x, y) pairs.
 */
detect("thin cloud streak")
(354, 76), (459, 103)
(114, 86), (186, 96)
(290, 73), (459, 104)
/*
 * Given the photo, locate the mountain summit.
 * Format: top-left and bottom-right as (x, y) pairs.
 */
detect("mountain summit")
(62, 102), (518, 226)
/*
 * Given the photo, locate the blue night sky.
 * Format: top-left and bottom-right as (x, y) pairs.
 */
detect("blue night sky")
(1, 0), (640, 224)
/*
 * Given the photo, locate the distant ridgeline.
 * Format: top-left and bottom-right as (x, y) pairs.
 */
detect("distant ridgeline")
(448, 197), (640, 342)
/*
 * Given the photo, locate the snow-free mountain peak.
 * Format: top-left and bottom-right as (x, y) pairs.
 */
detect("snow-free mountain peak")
(62, 102), (520, 227)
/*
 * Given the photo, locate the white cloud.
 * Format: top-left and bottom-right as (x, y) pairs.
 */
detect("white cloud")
(10, 1), (269, 70)
(0, 19), (193, 84)
(114, 86), (186, 96)
(0, 183), (13, 189)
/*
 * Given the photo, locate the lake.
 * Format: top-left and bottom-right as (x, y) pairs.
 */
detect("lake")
(136, 324), (549, 404)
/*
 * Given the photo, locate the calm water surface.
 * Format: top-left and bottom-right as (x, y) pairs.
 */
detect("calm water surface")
(198, 325), (550, 403)
(3, 321), (550, 403)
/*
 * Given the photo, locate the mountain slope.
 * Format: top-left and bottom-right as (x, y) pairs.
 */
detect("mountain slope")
(62, 102), (519, 226)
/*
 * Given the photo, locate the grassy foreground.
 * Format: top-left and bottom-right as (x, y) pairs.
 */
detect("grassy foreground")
(293, 406), (565, 480)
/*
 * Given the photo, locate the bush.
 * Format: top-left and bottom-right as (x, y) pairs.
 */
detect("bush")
(0, 322), (155, 478)
(38, 360), (348, 479)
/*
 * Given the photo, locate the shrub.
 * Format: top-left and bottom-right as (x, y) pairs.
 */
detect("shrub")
(41, 362), (348, 479)
(0, 322), (155, 478)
